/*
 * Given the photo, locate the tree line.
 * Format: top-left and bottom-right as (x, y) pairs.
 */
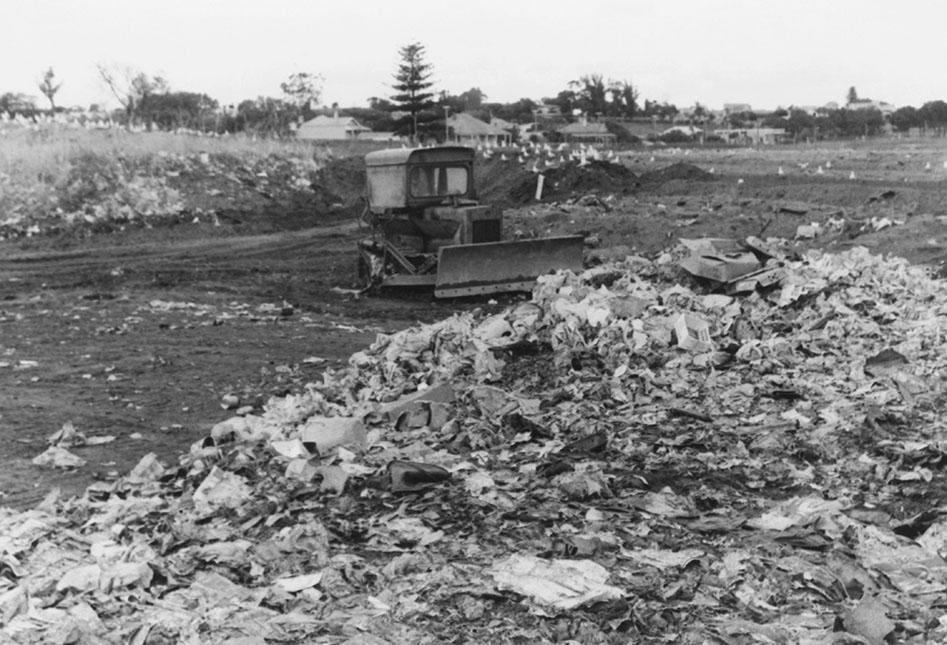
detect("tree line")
(722, 100), (947, 140)
(5, 56), (947, 142)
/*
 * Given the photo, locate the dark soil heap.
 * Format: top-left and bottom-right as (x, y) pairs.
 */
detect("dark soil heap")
(311, 154), (711, 212)
(638, 161), (714, 184)
(479, 158), (640, 207)
(310, 156), (366, 212)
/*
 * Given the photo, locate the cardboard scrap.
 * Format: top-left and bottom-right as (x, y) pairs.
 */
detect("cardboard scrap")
(673, 313), (713, 352)
(297, 416), (366, 454)
(679, 238), (761, 283)
(843, 595), (895, 645)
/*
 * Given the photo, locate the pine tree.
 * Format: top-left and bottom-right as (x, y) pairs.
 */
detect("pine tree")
(390, 42), (435, 142)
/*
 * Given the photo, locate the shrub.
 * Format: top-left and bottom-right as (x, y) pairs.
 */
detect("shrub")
(658, 130), (693, 144)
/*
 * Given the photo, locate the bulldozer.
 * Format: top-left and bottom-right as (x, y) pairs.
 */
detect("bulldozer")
(356, 146), (584, 298)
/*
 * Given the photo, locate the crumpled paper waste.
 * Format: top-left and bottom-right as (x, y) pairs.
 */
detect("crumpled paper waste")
(7, 243), (947, 642)
(489, 554), (624, 609)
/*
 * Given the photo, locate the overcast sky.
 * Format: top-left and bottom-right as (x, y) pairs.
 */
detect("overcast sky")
(3, 0), (946, 112)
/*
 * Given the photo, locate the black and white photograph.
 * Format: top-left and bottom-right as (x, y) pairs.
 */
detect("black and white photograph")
(2, 1), (947, 642)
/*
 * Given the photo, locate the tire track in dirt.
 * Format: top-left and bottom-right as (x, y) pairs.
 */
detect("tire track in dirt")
(0, 222), (360, 280)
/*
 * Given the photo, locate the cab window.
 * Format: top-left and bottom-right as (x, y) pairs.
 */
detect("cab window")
(409, 165), (469, 197)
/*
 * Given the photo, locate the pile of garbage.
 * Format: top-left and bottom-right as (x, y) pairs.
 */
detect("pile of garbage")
(4, 242), (947, 643)
(0, 149), (328, 239)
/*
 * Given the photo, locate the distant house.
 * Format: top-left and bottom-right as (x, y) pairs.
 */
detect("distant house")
(559, 120), (616, 144)
(446, 112), (511, 146)
(846, 99), (896, 117)
(532, 104), (568, 129)
(713, 127), (788, 145)
(297, 113), (371, 140)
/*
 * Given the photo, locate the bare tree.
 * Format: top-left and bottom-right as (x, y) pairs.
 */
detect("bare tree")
(95, 62), (168, 125)
(280, 72), (323, 113)
(38, 67), (62, 111)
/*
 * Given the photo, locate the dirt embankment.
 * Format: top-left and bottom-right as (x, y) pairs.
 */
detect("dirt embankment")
(311, 152), (712, 212)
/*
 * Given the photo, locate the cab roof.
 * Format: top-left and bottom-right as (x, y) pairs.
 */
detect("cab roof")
(365, 146), (475, 167)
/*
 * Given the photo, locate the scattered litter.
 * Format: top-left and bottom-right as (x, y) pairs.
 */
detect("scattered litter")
(7, 241), (947, 642)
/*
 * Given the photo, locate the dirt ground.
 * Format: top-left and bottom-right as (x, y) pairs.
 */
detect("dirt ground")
(4, 138), (947, 508)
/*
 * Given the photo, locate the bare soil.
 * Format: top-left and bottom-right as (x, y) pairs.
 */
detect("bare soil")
(4, 140), (947, 507)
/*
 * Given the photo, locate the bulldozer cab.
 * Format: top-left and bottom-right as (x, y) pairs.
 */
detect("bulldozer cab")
(365, 146), (476, 214)
(358, 146), (584, 298)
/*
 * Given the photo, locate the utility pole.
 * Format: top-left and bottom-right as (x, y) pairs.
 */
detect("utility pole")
(444, 106), (450, 143)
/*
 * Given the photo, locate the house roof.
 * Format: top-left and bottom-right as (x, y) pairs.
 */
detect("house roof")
(300, 115), (370, 132)
(558, 122), (613, 135)
(490, 116), (516, 131)
(447, 112), (509, 136)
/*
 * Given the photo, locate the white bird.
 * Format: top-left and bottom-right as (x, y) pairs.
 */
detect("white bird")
(825, 160), (832, 169)
(816, 166), (824, 175)
(849, 171), (856, 180)
(737, 178), (744, 184)
(943, 161), (947, 170)
(709, 167), (715, 174)
(517, 155), (525, 164)
(777, 166), (784, 176)
(925, 161), (932, 171)
(500, 153), (508, 161)
(797, 162), (809, 169)
(649, 156), (655, 163)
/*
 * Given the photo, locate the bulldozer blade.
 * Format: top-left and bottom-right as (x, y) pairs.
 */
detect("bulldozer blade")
(434, 236), (585, 298)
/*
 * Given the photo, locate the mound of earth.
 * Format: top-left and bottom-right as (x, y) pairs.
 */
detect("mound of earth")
(313, 154), (709, 213)
(310, 155), (366, 213)
(479, 158), (640, 207)
(638, 161), (713, 184)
